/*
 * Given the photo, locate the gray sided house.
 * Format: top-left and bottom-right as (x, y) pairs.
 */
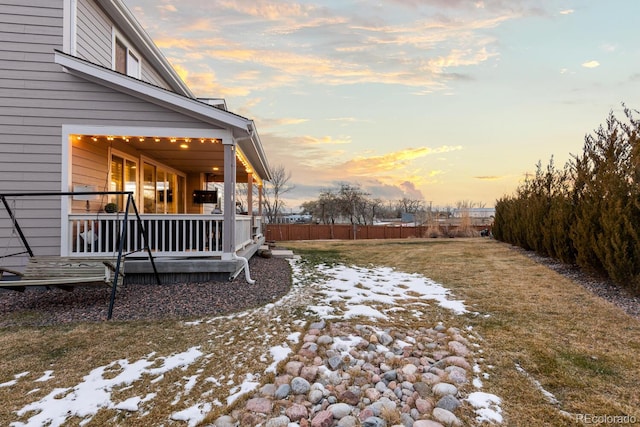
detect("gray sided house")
(0, 0), (272, 282)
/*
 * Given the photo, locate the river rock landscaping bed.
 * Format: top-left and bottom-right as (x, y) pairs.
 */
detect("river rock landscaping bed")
(213, 319), (497, 427)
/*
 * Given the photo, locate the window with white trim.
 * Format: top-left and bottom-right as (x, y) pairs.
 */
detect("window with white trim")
(113, 31), (141, 78)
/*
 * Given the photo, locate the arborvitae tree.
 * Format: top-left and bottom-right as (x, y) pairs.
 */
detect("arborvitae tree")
(495, 106), (640, 295)
(591, 109), (640, 289)
(542, 161), (575, 262)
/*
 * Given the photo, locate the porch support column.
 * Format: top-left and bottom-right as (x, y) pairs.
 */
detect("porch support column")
(222, 141), (236, 260)
(247, 172), (253, 216)
(258, 184), (263, 216)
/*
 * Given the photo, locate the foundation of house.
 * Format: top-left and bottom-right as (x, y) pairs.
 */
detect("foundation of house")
(123, 238), (264, 284)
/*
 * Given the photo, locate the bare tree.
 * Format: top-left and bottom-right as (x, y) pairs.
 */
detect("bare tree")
(337, 184), (370, 225)
(302, 188), (340, 224)
(263, 164), (294, 223)
(368, 198), (384, 225)
(397, 197), (425, 214)
(455, 200), (486, 209)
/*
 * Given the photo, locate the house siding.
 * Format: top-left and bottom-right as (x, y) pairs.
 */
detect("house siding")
(76, 0), (173, 90)
(141, 60), (170, 89)
(0, 0), (215, 265)
(76, 0), (112, 68)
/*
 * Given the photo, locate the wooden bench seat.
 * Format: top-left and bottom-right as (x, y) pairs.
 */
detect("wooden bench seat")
(0, 256), (123, 291)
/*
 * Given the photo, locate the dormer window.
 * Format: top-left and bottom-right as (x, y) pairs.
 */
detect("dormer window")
(113, 32), (141, 78)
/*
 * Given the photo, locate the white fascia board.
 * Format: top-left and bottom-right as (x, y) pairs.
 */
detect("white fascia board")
(62, 124), (232, 141)
(54, 51), (253, 133)
(237, 127), (272, 182)
(97, 0), (193, 97)
(251, 123), (272, 180)
(62, 0), (77, 55)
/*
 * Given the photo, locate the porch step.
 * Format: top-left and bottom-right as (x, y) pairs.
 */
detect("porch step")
(259, 245), (294, 258)
(271, 249), (294, 259)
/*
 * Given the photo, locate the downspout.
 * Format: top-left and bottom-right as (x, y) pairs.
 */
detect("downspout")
(230, 253), (255, 284)
(228, 126), (258, 285)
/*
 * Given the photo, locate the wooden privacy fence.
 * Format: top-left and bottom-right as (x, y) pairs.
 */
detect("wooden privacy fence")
(264, 223), (490, 241)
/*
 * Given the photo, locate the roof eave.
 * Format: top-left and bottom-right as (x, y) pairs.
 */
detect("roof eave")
(55, 51), (250, 130)
(54, 51), (272, 180)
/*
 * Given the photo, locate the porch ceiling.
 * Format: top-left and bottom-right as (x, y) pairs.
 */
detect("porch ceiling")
(86, 135), (254, 182)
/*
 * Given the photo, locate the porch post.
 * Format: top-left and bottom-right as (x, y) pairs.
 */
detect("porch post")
(258, 184), (263, 216)
(246, 172), (253, 216)
(222, 141), (236, 260)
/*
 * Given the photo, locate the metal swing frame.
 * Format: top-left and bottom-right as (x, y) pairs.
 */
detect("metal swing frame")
(0, 191), (161, 319)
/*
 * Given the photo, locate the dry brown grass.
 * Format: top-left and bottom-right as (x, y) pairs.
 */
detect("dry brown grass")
(285, 238), (640, 426)
(0, 290), (312, 427)
(1, 238), (638, 426)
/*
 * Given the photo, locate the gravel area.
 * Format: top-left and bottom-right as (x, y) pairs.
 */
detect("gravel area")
(513, 246), (640, 319)
(0, 256), (292, 327)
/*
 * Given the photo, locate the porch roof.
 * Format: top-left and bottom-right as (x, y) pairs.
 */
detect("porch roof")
(54, 51), (272, 182)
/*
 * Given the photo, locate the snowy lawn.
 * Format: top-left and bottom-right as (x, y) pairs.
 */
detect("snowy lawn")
(0, 257), (502, 426)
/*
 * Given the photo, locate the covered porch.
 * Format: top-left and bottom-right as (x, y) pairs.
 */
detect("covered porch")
(24, 51), (273, 283)
(66, 126), (269, 282)
(64, 123), (271, 282)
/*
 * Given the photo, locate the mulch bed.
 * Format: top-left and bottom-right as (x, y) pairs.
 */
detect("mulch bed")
(0, 256), (292, 327)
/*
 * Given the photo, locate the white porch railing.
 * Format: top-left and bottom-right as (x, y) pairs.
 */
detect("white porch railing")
(253, 215), (263, 239)
(234, 215), (252, 251)
(68, 214), (260, 257)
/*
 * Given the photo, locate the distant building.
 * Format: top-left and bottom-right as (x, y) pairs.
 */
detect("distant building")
(401, 212), (415, 223)
(452, 208), (495, 218)
(269, 214), (313, 224)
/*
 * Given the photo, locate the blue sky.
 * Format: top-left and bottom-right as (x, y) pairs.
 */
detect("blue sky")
(122, 0), (640, 210)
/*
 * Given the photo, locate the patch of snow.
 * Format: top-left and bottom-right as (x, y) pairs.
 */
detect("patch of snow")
(467, 391), (503, 423)
(170, 402), (212, 427)
(204, 376), (221, 386)
(1, 372), (29, 388)
(34, 371), (54, 382)
(515, 363), (559, 405)
(332, 335), (361, 357)
(343, 304), (388, 320)
(10, 347), (202, 427)
(265, 345), (292, 373)
(306, 264), (467, 320)
(226, 373), (260, 405)
(287, 331), (301, 343)
(183, 375), (199, 394)
(115, 393), (155, 412)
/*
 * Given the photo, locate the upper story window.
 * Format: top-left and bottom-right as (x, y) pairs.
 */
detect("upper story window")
(113, 31), (141, 79)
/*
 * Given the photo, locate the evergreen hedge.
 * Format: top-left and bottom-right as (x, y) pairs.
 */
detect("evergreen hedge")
(494, 107), (640, 295)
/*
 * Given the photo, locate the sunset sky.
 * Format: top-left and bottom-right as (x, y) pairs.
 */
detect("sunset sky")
(122, 0), (640, 210)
